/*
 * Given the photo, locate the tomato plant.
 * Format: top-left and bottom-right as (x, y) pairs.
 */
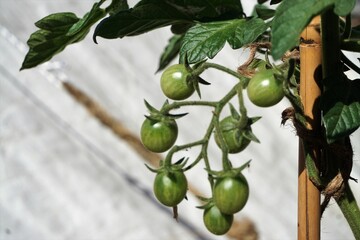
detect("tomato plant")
(140, 117), (178, 153)
(21, 0), (360, 238)
(153, 170), (188, 207)
(160, 64), (195, 100)
(247, 69), (285, 107)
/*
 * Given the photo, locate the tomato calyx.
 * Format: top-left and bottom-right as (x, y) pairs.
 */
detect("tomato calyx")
(215, 104), (261, 153)
(146, 156), (188, 174)
(207, 160), (251, 180)
(184, 59), (211, 99)
(228, 103), (261, 142)
(144, 99), (188, 121)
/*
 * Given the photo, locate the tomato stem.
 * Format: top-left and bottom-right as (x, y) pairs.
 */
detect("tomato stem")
(163, 72), (245, 187)
(335, 183), (360, 240)
(192, 62), (247, 83)
(164, 139), (207, 166)
(236, 84), (248, 129)
(161, 100), (216, 114)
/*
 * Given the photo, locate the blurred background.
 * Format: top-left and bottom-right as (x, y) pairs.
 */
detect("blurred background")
(1, 1), (359, 240)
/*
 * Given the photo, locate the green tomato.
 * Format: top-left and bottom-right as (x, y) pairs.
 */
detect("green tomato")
(160, 64), (195, 100)
(153, 170), (188, 207)
(214, 116), (251, 153)
(203, 205), (233, 235)
(140, 118), (178, 153)
(247, 69), (284, 107)
(213, 175), (249, 214)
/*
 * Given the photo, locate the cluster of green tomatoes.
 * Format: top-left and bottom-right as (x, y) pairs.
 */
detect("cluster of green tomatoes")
(140, 62), (285, 235)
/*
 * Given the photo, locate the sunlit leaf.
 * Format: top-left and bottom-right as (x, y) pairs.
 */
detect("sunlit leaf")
(180, 18), (267, 63)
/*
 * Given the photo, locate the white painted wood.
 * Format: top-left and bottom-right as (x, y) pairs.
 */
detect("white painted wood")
(0, 1), (359, 240)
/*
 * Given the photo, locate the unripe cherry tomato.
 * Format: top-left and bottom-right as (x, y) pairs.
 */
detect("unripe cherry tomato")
(247, 69), (284, 107)
(153, 170), (187, 207)
(160, 64), (195, 100)
(140, 118), (178, 153)
(213, 174), (249, 214)
(214, 116), (251, 153)
(203, 205), (233, 235)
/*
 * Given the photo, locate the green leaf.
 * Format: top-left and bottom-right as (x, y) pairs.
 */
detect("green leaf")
(254, 4), (276, 20)
(21, 2), (106, 70)
(106, 0), (129, 15)
(322, 79), (360, 142)
(34, 12), (79, 31)
(271, 0), (355, 60)
(93, 0), (243, 41)
(157, 34), (184, 72)
(180, 18), (267, 63)
(334, 0), (356, 16)
(171, 23), (194, 35)
(67, 2), (106, 36)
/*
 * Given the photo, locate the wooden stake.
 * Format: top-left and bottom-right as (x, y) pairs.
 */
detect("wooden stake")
(298, 16), (322, 240)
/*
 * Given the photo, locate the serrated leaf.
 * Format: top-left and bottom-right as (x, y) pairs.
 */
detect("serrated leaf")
(157, 34), (184, 72)
(106, 0), (129, 15)
(21, 2), (106, 70)
(93, 0), (244, 41)
(171, 23), (194, 35)
(254, 4), (276, 20)
(180, 18), (267, 63)
(35, 12), (79, 31)
(322, 79), (360, 142)
(334, 0), (356, 16)
(323, 102), (360, 142)
(67, 2), (106, 36)
(271, 0), (355, 59)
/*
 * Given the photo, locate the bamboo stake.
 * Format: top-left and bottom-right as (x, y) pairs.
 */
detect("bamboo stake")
(298, 16), (322, 240)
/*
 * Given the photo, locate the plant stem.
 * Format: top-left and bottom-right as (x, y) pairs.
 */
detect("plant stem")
(161, 100), (216, 114)
(192, 62), (246, 82)
(164, 139), (207, 166)
(237, 84), (248, 128)
(336, 183), (360, 240)
(214, 83), (241, 171)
